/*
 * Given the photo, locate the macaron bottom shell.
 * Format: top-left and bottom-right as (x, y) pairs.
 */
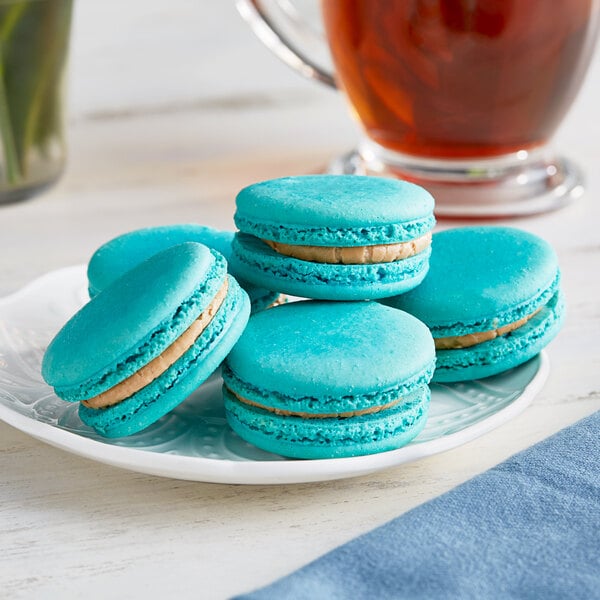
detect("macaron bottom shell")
(79, 278), (250, 438)
(433, 289), (565, 383)
(224, 386), (430, 459)
(230, 233), (431, 301)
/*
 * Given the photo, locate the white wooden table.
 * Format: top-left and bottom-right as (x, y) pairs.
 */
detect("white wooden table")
(1, 3), (599, 598)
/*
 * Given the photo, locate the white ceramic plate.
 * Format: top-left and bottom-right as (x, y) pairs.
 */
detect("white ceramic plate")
(0, 266), (548, 484)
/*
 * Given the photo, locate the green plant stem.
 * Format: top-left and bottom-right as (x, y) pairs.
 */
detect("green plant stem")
(0, 47), (22, 185)
(21, 0), (73, 175)
(0, 1), (28, 185)
(0, 1), (27, 40)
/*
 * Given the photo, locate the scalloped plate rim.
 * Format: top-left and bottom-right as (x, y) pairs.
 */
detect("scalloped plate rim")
(0, 267), (549, 485)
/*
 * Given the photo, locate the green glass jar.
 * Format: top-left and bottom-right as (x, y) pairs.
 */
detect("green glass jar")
(0, 0), (73, 204)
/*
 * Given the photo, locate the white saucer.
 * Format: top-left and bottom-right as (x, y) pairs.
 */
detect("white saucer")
(0, 266), (548, 484)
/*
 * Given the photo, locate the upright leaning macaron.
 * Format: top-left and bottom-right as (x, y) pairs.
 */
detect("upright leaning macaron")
(42, 242), (250, 437)
(382, 227), (565, 382)
(223, 301), (436, 459)
(230, 175), (435, 300)
(87, 224), (282, 312)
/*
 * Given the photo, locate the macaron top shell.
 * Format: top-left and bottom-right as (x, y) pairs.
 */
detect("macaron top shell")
(224, 301), (435, 404)
(43, 242), (226, 399)
(87, 224), (234, 295)
(235, 175), (435, 246)
(383, 227), (560, 336)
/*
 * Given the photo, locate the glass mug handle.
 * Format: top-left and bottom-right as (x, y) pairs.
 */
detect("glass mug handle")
(236, 0), (337, 88)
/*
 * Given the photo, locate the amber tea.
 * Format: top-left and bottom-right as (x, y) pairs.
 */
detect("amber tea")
(322, 0), (597, 159)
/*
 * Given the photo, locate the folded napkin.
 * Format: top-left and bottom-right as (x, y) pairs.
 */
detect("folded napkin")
(237, 411), (600, 599)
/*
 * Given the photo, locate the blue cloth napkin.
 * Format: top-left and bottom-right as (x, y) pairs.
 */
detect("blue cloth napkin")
(237, 411), (600, 600)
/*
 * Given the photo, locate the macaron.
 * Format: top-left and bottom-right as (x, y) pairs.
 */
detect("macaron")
(87, 224), (283, 312)
(222, 301), (436, 459)
(230, 175), (435, 300)
(42, 242), (250, 437)
(382, 227), (565, 382)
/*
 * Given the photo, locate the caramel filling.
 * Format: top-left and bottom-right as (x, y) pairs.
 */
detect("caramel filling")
(434, 307), (542, 350)
(228, 388), (402, 419)
(266, 294), (287, 309)
(82, 280), (229, 409)
(263, 232), (432, 265)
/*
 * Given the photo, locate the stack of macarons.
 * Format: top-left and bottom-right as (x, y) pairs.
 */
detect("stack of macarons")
(41, 174), (564, 460)
(221, 175), (438, 458)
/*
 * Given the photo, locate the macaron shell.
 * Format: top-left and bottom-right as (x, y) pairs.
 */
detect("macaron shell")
(230, 233), (431, 301)
(235, 175), (435, 245)
(224, 300), (436, 402)
(43, 243), (225, 399)
(384, 227), (560, 335)
(433, 289), (565, 382)
(224, 385), (430, 459)
(87, 225), (234, 294)
(86, 224), (279, 312)
(79, 276), (250, 438)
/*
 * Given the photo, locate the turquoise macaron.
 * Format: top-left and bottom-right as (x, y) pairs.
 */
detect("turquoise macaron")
(42, 242), (250, 438)
(222, 301), (436, 459)
(87, 224), (282, 312)
(382, 227), (565, 382)
(230, 175), (435, 300)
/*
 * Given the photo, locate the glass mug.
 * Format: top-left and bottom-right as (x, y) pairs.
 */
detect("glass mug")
(237, 0), (600, 216)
